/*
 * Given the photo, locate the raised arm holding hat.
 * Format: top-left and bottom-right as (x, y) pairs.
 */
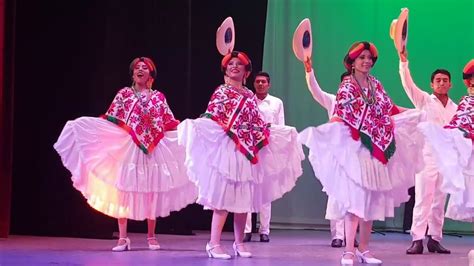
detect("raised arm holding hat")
(416, 60), (474, 256)
(294, 23), (352, 247)
(298, 36), (425, 265)
(392, 8), (457, 255)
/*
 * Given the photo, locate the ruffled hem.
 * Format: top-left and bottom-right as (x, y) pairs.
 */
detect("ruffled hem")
(299, 109), (424, 221)
(446, 195), (474, 222)
(418, 122), (473, 194)
(446, 174), (474, 222)
(418, 122), (474, 222)
(80, 180), (197, 220)
(177, 118), (304, 213)
(447, 162), (474, 222)
(54, 117), (197, 220)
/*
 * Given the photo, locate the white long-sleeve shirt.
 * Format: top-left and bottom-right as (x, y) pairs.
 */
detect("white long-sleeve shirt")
(305, 69), (336, 118)
(399, 61), (457, 125)
(256, 94), (285, 125)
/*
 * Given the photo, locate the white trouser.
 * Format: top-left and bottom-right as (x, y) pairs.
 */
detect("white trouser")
(410, 147), (447, 242)
(330, 219), (345, 240)
(327, 197), (345, 240)
(245, 203), (271, 235)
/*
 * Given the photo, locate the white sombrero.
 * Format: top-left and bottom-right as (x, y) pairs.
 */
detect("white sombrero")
(390, 8), (409, 54)
(216, 17), (235, 56)
(292, 18), (312, 62)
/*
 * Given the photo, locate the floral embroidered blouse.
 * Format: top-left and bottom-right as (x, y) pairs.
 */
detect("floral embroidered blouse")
(202, 84), (269, 164)
(333, 75), (399, 164)
(445, 95), (474, 140)
(101, 87), (179, 154)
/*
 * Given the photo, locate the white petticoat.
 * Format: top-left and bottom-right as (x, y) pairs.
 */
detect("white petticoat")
(418, 122), (474, 222)
(299, 109), (425, 221)
(54, 117), (197, 220)
(177, 118), (304, 213)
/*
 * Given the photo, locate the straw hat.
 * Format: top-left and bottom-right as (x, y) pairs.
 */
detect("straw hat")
(216, 17), (235, 56)
(292, 18), (312, 62)
(390, 8), (409, 54)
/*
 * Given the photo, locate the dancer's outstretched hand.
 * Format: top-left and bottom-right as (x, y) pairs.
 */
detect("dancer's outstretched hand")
(399, 49), (408, 62)
(304, 57), (312, 73)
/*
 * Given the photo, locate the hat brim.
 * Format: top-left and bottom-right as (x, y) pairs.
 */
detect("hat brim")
(292, 18), (312, 62)
(216, 17), (235, 56)
(390, 8), (408, 53)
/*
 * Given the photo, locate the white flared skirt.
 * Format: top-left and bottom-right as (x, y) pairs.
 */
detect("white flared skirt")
(418, 122), (474, 222)
(299, 110), (425, 221)
(54, 117), (197, 220)
(177, 118), (304, 213)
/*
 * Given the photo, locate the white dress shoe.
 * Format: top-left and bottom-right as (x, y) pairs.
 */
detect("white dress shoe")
(205, 243), (231, 259)
(147, 236), (161, 250)
(356, 249), (382, 264)
(233, 242), (252, 258)
(112, 237), (131, 252)
(341, 251), (354, 265)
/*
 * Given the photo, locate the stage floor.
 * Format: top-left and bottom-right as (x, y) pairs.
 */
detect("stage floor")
(0, 229), (472, 265)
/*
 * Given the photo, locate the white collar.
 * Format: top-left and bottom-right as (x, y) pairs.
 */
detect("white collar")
(430, 94), (454, 106)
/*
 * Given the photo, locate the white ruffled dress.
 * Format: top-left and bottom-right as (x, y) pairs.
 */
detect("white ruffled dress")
(418, 122), (474, 222)
(177, 118), (304, 213)
(54, 88), (197, 221)
(299, 109), (425, 221)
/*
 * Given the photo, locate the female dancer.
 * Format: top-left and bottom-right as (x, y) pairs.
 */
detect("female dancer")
(178, 50), (303, 259)
(299, 42), (424, 265)
(54, 57), (197, 251)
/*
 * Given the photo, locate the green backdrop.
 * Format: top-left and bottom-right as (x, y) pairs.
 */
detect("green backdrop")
(264, 0), (474, 232)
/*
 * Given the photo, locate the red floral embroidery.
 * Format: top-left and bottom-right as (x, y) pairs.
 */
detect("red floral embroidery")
(204, 84), (269, 163)
(102, 87), (179, 154)
(334, 75), (396, 163)
(445, 96), (474, 139)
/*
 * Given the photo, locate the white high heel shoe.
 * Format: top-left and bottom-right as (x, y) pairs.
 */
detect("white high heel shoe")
(147, 236), (161, 250)
(340, 251), (354, 265)
(205, 243), (231, 259)
(356, 249), (382, 264)
(112, 237), (131, 252)
(233, 242), (252, 258)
